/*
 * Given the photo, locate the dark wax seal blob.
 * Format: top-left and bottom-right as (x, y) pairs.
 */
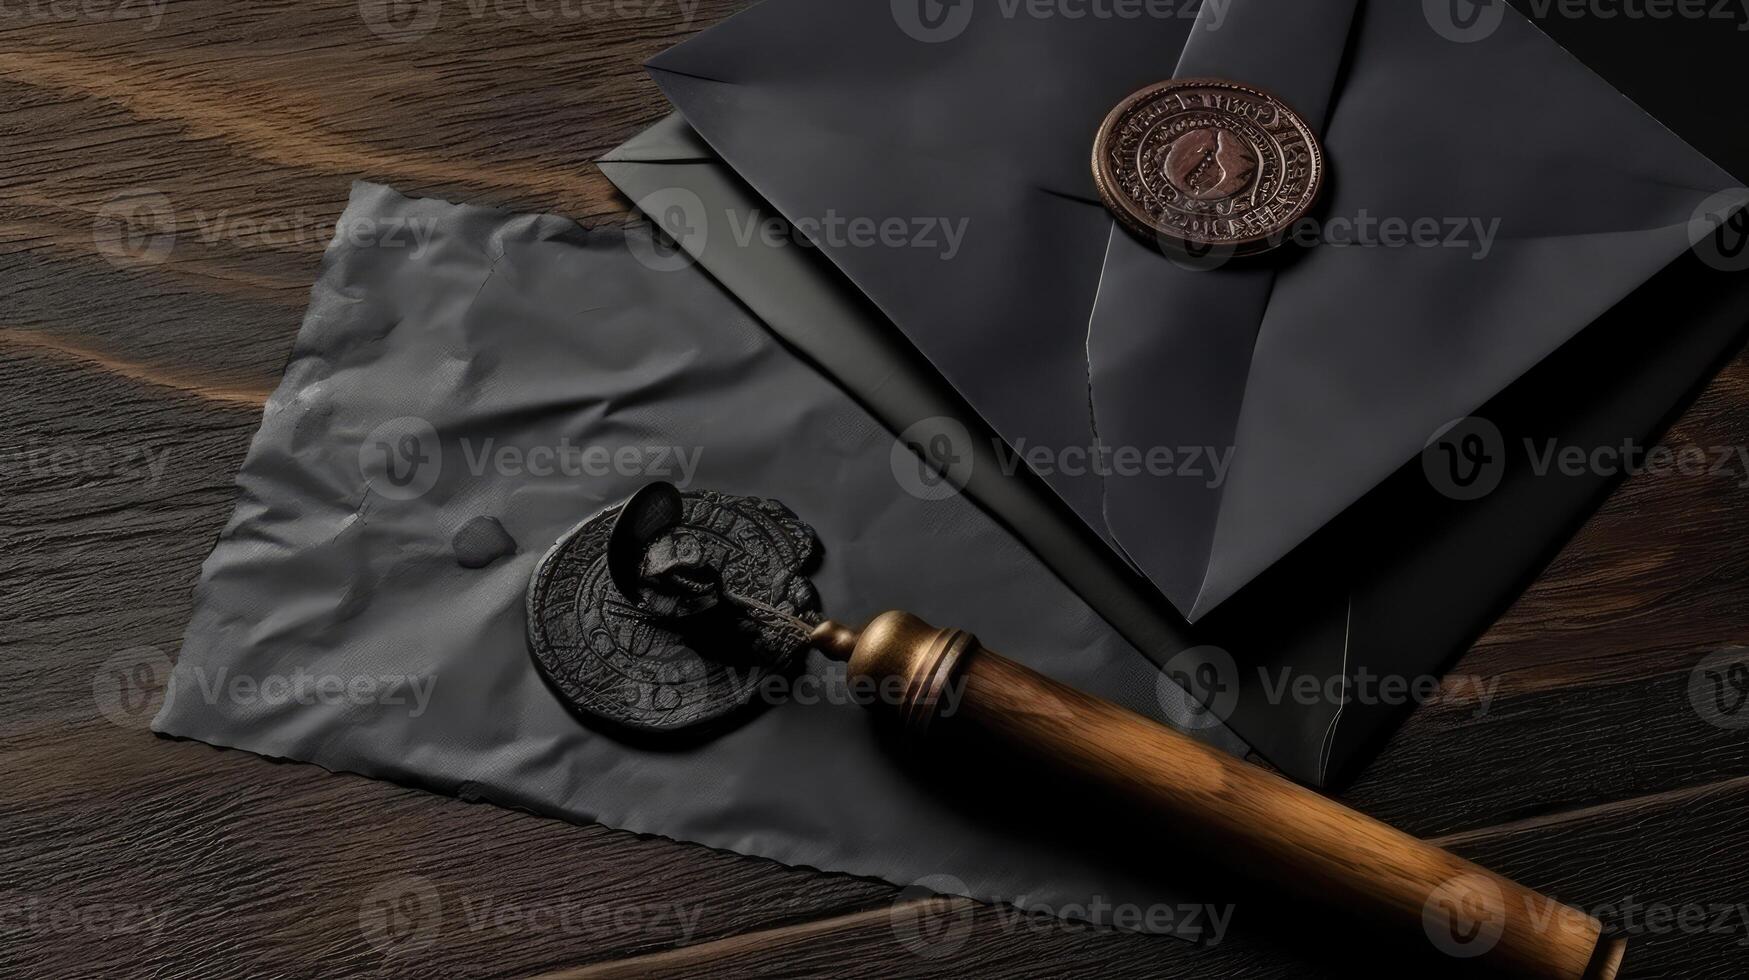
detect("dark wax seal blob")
(453, 516), (518, 569)
(526, 488), (822, 736)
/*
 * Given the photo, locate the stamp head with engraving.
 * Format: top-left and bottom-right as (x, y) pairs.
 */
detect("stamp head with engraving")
(1092, 78), (1325, 258)
(527, 485), (823, 737)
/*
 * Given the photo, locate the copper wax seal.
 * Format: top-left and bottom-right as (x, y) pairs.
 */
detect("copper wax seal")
(1092, 78), (1325, 257)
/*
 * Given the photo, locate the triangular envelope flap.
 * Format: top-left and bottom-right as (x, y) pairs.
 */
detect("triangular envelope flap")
(1181, 4), (1737, 618)
(1086, 0), (1364, 618)
(651, 71), (1117, 524)
(649, 0), (1196, 198)
(597, 112), (714, 162)
(1325, 3), (1731, 234)
(648, 2), (1206, 526)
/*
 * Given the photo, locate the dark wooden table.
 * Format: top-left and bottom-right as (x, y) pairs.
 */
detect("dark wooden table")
(4, 2), (1747, 976)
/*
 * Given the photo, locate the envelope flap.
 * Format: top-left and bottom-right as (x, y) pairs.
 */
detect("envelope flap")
(650, 0), (1199, 199)
(1082, 1), (1736, 620)
(597, 111), (715, 162)
(1183, 3), (1737, 616)
(650, 69), (1120, 525)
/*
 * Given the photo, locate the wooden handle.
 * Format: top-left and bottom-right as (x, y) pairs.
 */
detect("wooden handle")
(813, 612), (1625, 980)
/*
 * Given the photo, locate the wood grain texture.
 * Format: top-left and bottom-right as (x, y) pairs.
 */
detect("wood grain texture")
(951, 649), (1608, 979)
(2, 2), (1747, 978)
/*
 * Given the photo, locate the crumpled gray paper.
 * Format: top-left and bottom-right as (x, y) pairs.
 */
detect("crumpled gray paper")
(153, 182), (1233, 936)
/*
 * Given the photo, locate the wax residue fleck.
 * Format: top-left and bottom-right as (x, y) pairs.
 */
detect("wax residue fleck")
(453, 516), (517, 569)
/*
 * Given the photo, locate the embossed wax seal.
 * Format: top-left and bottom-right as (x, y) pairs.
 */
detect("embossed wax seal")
(527, 488), (823, 736)
(1092, 78), (1325, 257)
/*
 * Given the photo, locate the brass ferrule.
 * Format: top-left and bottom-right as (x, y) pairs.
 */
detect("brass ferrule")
(809, 611), (976, 738)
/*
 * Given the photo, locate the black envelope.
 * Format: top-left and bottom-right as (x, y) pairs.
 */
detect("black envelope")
(607, 0), (1749, 784)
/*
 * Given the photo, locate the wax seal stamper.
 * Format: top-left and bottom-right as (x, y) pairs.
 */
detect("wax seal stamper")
(527, 486), (822, 735)
(1092, 78), (1325, 257)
